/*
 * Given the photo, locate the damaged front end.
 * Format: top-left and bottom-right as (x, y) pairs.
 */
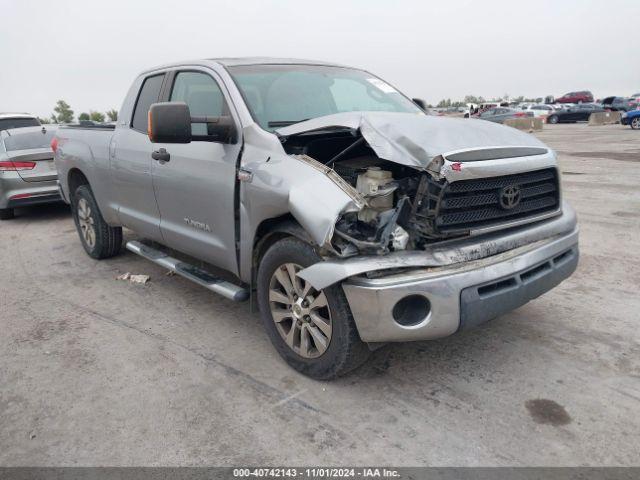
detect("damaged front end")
(278, 112), (560, 259)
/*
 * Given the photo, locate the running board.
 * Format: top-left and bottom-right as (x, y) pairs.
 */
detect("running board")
(125, 240), (249, 302)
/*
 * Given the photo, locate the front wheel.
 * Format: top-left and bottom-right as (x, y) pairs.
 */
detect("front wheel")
(548, 115), (559, 124)
(257, 237), (370, 379)
(631, 118), (640, 130)
(72, 185), (122, 259)
(0, 208), (14, 220)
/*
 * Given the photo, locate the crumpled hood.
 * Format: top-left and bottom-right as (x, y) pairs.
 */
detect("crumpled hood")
(276, 111), (548, 168)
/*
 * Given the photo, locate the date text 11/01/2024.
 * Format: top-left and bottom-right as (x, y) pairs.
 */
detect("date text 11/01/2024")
(233, 468), (400, 477)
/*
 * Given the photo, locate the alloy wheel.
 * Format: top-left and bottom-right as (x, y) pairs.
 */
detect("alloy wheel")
(77, 198), (96, 248)
(268, 262), (332, 358)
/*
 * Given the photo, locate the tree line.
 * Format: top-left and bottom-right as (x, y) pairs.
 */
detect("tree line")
(38, 100), (118, 124)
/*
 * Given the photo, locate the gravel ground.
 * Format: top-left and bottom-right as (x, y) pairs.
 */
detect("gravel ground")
(0, 123), (638, 466)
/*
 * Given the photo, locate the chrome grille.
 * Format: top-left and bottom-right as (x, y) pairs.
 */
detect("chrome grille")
(436, 168), (560, 232)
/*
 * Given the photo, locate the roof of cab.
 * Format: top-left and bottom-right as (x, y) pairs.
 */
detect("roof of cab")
(140, 57), (348, 74)
(209, 57), (346, 67)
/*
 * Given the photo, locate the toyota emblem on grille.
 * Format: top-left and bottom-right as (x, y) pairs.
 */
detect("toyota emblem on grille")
(499, 185), (522, 209)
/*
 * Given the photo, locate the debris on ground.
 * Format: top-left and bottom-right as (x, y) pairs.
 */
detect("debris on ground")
(116, 272), (150, 285)
(165, 270), (176, 277)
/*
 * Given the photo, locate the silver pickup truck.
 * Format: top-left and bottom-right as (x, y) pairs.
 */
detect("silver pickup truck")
(54, 58), (579, 378)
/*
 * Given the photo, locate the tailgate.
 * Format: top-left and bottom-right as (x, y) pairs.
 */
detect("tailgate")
(6, 149), (57, 182)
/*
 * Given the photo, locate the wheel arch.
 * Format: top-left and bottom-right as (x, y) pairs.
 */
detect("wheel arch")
(67, 168), (90, 204)
(252, 214), (314, 285)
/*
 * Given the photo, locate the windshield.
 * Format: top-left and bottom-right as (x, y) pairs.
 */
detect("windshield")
(227, 64), (423, 131)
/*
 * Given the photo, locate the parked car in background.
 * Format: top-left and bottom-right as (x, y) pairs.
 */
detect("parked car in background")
(475, 107), (533, 123)
(546, 103), (605, 124)
(524, 104), (555, 118)
(0, 114), (59, 219)
(601, 96), (638, 112)
(53, 57), (578, 378)
(621, 109), (640, 129)
(555, 91), (594, 104)
(630, 93), (640, 103)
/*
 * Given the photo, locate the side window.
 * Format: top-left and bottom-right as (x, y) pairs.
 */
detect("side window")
(170, 72), (227, 136)
(131, 74), (165, 133)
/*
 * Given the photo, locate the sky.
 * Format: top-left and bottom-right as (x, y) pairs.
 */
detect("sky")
(2, 0), (639, 119)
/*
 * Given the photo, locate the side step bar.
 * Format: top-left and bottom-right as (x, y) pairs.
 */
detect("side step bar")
(125, 240), (249, 302)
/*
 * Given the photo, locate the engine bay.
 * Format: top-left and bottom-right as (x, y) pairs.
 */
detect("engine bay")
(282, 130), (459, 256)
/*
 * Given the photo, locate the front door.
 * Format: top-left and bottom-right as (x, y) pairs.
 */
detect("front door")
(151, 69), (242, 275)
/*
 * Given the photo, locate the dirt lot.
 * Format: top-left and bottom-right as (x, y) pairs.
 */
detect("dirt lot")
(1, 124), (638, 466)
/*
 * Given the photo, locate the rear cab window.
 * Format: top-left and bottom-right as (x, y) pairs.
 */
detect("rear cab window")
(131, 74), (165, 132)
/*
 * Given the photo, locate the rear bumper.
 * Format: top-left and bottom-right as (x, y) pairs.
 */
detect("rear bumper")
(0, 176), (60, 209)
(6, 192), (61, 209)
(342, 226), (579, 342)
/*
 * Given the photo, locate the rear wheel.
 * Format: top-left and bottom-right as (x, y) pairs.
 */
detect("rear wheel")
(0, 208), (14, 220)
(72, 185), (122, 259)
(257, 237), (370, 379)
(548, 115), (559, 124)
(631, 118), (640, 130)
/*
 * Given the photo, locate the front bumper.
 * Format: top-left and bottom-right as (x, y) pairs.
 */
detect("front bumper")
(341, 225), (578, 343)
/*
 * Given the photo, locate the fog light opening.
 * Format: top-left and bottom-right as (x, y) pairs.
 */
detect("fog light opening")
(392, 295), (431, 326)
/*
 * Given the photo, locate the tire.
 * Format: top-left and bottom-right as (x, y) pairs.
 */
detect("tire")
(631, 118), (640, 130)
(72, 184), (122, 259)
(0, 208), (14, 220)
(257, 237), (370, 379)
(548, 115), (559, 124)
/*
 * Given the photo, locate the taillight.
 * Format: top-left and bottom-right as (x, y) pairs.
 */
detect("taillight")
(0, 161), (37, 171)
(10, 193), (32, 200)
(514, 112), (526, 117)
(50, 137), (58, 153)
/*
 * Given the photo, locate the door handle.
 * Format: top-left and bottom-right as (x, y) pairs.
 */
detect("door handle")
(151, 148), (170, 162)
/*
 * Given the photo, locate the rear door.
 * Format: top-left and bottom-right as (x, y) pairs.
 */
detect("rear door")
(479, 109), (496, 121)
(578, 104), (594, 120)
(111, 73), (165, 241)
(494, 108), (511, 123)
(151, 68), (242, 275)
(563, 107), (579, 121)
(2, 127), (57, 182)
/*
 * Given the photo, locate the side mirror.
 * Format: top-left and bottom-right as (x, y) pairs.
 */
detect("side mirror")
(412, 98), (427, 110)
(148, 102), (191, 143)
(148, 102), (238, 144)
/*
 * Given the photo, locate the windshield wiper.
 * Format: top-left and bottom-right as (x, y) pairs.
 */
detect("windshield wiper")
(267, 119), (309, 128)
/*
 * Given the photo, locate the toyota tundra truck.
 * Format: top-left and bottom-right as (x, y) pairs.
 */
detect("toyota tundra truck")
(53, 58), (579, 379)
